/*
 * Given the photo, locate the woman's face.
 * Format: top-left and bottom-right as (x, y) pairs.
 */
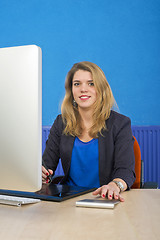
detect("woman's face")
(72, 70), (97, 111)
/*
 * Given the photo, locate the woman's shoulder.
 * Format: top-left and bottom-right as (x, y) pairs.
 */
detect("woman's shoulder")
(106, 110), (131, 131)
(54, 114), (63, 122)
(50, 114), (64, 133)
(110, 110), (131, 122)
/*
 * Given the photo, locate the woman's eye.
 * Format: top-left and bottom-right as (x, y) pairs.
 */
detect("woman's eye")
(89, 82), (94, 86)
(73, 82), (79, 86)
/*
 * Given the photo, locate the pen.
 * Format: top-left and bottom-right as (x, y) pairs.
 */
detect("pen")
(42, 159), (52, 183)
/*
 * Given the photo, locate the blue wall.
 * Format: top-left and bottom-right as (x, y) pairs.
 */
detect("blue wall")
(0, 0), (160, 126)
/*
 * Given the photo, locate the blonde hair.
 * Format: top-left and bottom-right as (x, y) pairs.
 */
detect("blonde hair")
(61, 61), (116, 138)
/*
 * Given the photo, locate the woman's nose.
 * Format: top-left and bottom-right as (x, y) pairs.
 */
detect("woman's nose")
(80, 83), (88, 92)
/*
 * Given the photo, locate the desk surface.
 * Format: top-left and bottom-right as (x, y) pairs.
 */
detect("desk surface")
(0, 189), (160, 240)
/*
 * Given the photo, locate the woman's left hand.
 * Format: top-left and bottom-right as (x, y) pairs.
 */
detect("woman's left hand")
(92, 181), (125, 202)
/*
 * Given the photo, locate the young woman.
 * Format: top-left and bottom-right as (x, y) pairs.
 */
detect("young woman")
(42, 61), (135, 201)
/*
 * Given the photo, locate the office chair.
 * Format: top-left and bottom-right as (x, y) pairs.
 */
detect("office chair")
(132, 136), (158, 189)
(131, 136), (142, 188)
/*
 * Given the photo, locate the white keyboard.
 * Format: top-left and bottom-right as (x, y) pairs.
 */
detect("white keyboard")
(0, 194), (41, 207)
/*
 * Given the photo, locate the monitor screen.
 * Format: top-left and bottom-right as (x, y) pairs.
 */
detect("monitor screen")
(0, 45), (42, 192)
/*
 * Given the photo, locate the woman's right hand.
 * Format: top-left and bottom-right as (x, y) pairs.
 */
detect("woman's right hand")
(42, 166), (53, 183)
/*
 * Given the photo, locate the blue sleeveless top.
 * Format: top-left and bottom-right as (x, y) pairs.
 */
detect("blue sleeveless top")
(66, 137), (100, 188)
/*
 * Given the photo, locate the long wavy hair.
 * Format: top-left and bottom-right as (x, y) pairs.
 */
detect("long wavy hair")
(61, 61), (116, 138)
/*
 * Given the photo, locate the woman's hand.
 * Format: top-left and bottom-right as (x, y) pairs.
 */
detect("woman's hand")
(42, 166), (53, 183)
(92, 181), (125, 202)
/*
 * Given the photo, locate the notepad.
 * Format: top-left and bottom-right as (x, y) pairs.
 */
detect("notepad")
(76, 199), (120, 209)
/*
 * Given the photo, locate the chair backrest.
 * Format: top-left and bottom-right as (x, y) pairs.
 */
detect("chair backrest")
(131, 136), (141, 189)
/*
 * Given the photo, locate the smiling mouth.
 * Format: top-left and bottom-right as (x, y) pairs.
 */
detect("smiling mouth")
(79, 95), (90, 100)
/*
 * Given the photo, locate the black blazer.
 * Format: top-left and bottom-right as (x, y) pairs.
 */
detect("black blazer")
(42, 111), (136, 189)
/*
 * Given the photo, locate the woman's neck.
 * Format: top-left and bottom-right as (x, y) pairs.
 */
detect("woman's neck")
(78, 108), (94, 142)
(78, 108), (93, 129)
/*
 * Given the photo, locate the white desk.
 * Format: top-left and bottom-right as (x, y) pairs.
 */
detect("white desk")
(0, 189), (160, 240)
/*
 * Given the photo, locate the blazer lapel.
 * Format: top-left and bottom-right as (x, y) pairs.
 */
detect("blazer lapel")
(60, 134), (75, 175)
(98, 129), (114, 186)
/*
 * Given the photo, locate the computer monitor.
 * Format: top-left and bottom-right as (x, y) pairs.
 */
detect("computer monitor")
(0, 45), (42, 192)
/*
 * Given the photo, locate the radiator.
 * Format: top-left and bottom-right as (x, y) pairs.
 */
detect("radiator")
(42, 126), (160, 188)
(132, 126), (160, 188)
